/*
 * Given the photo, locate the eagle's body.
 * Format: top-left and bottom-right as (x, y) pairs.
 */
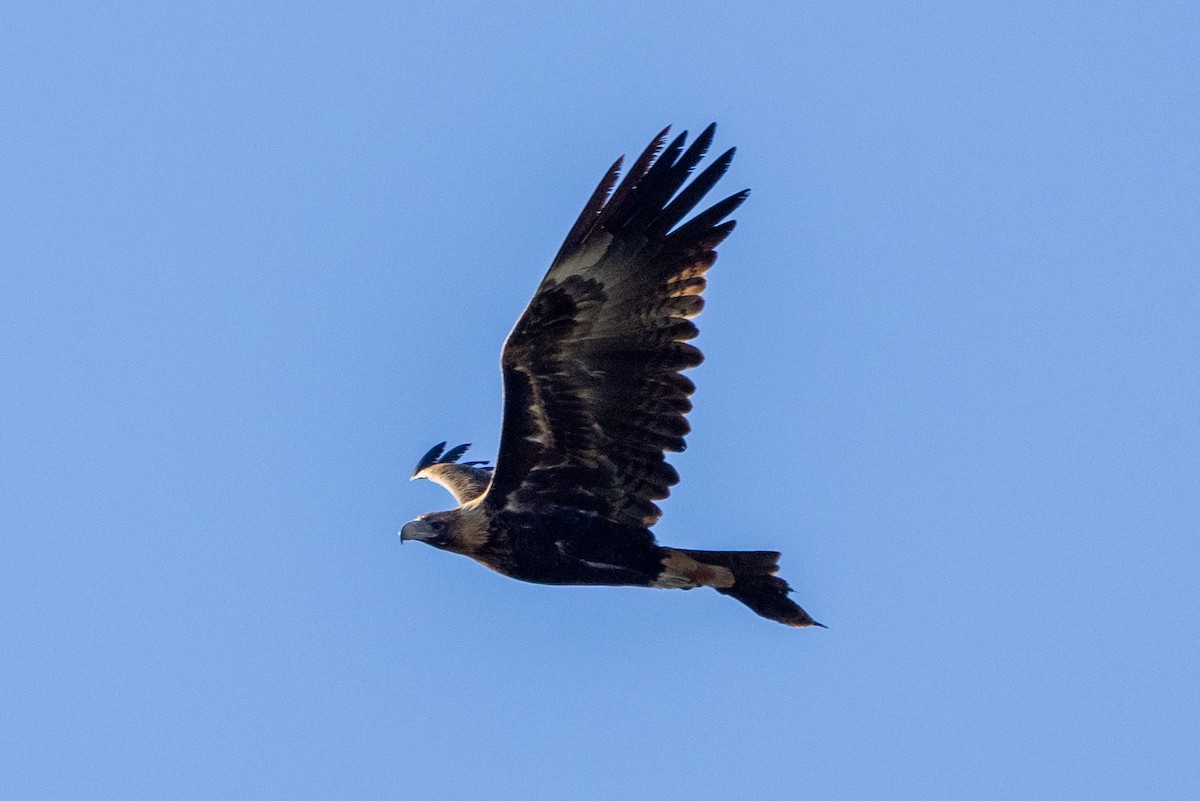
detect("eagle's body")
(401, 125), (821, 627)
(478, 508), (664, 586)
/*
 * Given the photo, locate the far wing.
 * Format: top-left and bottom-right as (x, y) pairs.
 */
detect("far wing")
(411, 442), (493, 506)
(483, 125), (746, 527)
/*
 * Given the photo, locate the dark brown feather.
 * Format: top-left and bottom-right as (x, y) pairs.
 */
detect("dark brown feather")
(484, 125), (746, 527)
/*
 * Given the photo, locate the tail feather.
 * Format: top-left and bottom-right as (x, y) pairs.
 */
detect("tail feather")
(677, 548), (822, 628)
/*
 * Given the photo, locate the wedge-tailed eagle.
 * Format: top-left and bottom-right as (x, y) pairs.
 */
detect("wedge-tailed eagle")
(401, 125), (821, 627)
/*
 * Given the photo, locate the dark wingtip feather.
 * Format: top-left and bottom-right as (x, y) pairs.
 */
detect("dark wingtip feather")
(556, 155), (625, 258)
(670, 189), (750, 242)
(691, 123), (717, 162)
(413, 441), (447, 475)
(637, 126), (675, 176)
(604, 126), (676, 214)
(656, 147), (740, 235)
(441, 443), (472, 463)
(645, 129), (689, 183)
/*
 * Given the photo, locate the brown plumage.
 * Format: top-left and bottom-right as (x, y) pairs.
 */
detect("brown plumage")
(400, 125), (821, 628)
(410, 442), (492, 505)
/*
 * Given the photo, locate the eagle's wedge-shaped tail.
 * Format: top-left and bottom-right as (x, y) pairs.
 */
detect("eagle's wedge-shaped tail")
(676, 548), (823, 627)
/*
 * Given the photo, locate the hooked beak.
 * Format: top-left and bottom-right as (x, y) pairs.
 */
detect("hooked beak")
(400, 520), (433, 543)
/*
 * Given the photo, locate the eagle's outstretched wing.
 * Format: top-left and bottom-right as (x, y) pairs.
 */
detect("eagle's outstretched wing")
(411, 442), (493, 506)
(483, 124), (746, 527)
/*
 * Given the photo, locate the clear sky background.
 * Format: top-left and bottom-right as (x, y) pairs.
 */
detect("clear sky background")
(3, 2), (1197, 799)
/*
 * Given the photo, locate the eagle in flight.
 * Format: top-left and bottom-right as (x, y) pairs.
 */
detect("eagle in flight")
(401, 125), (821, 627)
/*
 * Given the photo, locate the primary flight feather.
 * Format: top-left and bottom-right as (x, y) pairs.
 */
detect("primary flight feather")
(401, 124), (821, 627)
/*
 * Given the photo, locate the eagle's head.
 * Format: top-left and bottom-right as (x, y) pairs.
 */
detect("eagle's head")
(400, 511), (454, 548)
(400, 507), (488, 554)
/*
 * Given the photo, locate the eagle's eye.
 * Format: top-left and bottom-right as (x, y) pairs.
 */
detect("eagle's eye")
(428, 520), (446, 533)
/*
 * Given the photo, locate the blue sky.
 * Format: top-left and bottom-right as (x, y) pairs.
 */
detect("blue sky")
(3, 2), (1198, 799)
